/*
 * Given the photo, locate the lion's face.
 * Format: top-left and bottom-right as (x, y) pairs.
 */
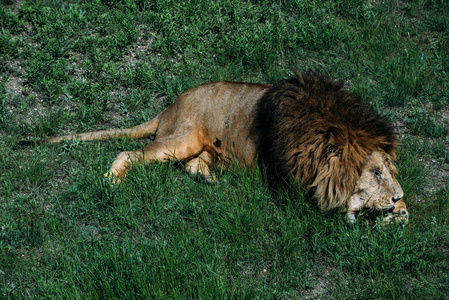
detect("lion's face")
(347, 151), (409, 223)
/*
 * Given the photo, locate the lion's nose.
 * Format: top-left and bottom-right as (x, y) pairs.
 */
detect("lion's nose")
(392, 196), (402, 203)
(392, 187), (404, 203)
(392, 191), (403, 203)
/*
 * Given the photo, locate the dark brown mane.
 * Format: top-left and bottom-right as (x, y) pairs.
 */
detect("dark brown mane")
(253, 73), (398, 210)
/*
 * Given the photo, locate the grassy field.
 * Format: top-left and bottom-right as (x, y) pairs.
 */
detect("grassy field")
(1, 0), (449, 298)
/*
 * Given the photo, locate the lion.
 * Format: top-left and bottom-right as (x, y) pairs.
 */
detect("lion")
(27, 73), (409, 224)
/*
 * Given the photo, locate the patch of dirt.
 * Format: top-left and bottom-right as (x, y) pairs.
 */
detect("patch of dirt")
(441, 106), (449, 123)
(304, 267), (334, 299)
(420, 157), (449, 194)
(388, 105), (449, 195)
(5, 74), (25, 98)
(123, 26), (156, 67)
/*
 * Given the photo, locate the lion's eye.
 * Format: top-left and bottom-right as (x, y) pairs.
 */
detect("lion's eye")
(373, 169), (382, 178)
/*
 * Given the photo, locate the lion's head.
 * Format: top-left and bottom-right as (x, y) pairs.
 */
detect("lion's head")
(255, 73), (409, 223)
(348, 151), (407, 223)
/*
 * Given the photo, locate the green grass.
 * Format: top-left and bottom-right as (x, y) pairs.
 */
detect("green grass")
(1, 0), (449, 298)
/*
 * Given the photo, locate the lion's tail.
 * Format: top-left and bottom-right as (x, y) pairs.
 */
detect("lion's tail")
(18, 112), (162, 147)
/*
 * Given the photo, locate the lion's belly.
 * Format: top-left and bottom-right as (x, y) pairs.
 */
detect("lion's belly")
(207, 132), (258, 167)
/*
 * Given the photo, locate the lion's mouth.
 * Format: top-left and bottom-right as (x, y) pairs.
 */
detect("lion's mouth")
(385, 206), (395, 214)
(358, 205), (395, 222)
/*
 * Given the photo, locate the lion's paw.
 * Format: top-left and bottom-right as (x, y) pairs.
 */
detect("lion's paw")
(103, 171), (122, 184)
(382, 199), (409, 224)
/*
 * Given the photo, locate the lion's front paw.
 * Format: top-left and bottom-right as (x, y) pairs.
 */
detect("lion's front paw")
(392, 199), (409, 221)
(382, 199), (409, 224)
(346, 209), (359, 224)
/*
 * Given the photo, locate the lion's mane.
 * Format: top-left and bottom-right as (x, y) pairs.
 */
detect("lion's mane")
(254, 73), (398, 211)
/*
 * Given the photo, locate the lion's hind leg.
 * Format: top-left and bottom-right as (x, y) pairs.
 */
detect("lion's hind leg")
(186, 151), (217, 182)
(106, 133), (208, 183)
